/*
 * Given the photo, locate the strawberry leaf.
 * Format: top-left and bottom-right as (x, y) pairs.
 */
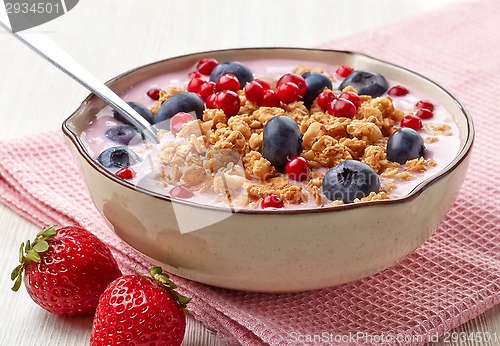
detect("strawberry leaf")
(10, 264), (22, 281)
(33, 240), (49, 253)
(172, 291), (191, 309)
(154, 272), (177, 289)
(144, 266), (191, 310)
(25, 249), (40, 263)
(11, 274), (22, 292)
(150, 266), (162, 276)
(18, 243), (24, 263)
(38, 226), (56, 239)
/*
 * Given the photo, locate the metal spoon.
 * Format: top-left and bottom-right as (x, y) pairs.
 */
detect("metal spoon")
(0, 14), (159, 144)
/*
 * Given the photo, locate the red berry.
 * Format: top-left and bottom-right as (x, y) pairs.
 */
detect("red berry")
(259, 89), (281, 107)
(336, 65), (353, 78)
(415, 108), (434, 119)
(285, 156), (310, 181)
(261, 194), (284, 209)
(187, 77), (205, 93)
(216, 90), (241, 116)
(146, 88), (161, 100)
(91, 267), (190, 346)
(276, 82), (300, 104)
(244, 80), (265, 103)
(339, 91), (361, 108)
(276, 73), (306, 98)
(205, 93), (218, 109)
(197, 81), (216, 100)
(170, 112), (195, 135)
(170, 186), (194, 199)
(415, 100), (434, 111)
(254, 79), (271, 90)
(115, 167), (136, 180)
(388, 85), (409, 96)
(216, 73), (240, 92)
(327, 99), (357, 118)
(400, 115), (423, 130)
(11, 226), (122, 315)
(196, 58), (218, 75)
(316, 90), (336, 111)
(189, 71), (202, 79)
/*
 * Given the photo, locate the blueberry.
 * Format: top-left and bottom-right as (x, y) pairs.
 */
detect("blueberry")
(339, 70), (389, 97)
(302, 72), (333, 108)
(113, 102), (154, 125)
(322, 160), (380, 204)
(209, 61), (254, 89)
(106, 125), (143, 145)
(97, 146), (140, 168)
(155, 92), (204, 128)
(262, 116), (302, 168)
(386, 128), (425, 164)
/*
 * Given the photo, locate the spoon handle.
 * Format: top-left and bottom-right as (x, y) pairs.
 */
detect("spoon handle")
(0, 14), (159, 144)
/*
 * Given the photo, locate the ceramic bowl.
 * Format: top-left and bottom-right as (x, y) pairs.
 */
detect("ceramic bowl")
(62, 48), (473, 292)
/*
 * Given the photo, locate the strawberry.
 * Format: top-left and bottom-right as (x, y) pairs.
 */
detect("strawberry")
(11, 226), (122, 315)
(91, 267), (190, 346)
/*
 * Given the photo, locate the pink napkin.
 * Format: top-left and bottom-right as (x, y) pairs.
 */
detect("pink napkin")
(1, 0), (499, 344)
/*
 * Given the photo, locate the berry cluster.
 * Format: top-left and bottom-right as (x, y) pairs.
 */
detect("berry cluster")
(399, 100), (435, 131)
(387, 85), (435, 131)
(185, 59), (242, 117)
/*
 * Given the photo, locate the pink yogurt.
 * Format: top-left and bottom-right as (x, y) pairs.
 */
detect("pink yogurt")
(80, 59), (461, 209)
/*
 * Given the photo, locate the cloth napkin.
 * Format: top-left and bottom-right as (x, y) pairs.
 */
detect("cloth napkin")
(1, 0), (499, 344)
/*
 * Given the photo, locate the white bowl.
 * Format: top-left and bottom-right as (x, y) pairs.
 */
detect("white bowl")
(63, 48), (473, 292)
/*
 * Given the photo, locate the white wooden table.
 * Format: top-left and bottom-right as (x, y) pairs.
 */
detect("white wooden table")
(0, 1), (498, 345)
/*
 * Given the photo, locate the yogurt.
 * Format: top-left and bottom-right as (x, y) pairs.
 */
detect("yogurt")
(80, 59), (461, 210)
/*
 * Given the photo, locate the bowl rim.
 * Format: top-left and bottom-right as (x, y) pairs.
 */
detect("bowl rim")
(62, 47), (474, 215)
